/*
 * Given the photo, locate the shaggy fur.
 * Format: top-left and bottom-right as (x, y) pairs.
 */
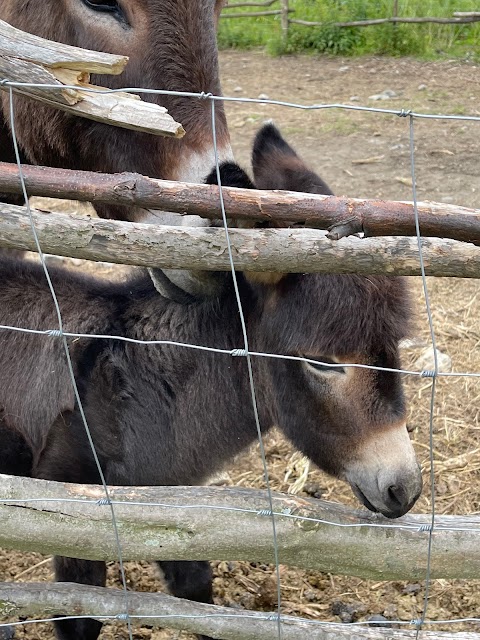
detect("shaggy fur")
(0, 125), (413, 640)
(0, 0), (229, 219)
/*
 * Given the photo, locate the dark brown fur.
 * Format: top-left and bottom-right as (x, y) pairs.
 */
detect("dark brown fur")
(0, 125), (416, 640)
(0, 0), (230, 220)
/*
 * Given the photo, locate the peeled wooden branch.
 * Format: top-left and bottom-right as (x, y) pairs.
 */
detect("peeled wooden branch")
(1, 583), (480, 640)
(1, 474), (480, 581)
(1, 202), (480, 277)
(289, 15), (480, 27)
(1, 163), (479, 246)
(221, 9), (283, 17)
(223, 0), (278, 8)
(453, 12), (480, 18)
(0, 20), (184, 137)
(0, 18), (127, 74)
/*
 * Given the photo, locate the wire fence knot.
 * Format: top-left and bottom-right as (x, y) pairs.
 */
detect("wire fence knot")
(231, 348), (248, 357)
(398, 108), (413, 117)
(418, 524), (433, 532)
(96, 498), (112, 507)
(267, 613), (281, 622)
(411, 618), (423, 626)
(0, 79), (10, 87)
(421, 369), (436, 378)
(257, 508), (274, 517)
(116, 613), (130, 621)
(198, 91), (213, 100)
(46, 329), (63, 338)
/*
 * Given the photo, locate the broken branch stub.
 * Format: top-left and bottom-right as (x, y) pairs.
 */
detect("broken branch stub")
(0, 19), (184, 138)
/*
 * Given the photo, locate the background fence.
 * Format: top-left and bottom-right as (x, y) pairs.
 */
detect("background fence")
(219, 0), (480, 55)
(1, 22), (480, 640)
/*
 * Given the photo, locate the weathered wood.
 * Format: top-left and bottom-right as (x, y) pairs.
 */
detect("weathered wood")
(289, 15), (480, 26)
(0, 21), (184, 137)
(0, 78), (184, 138)
(223, 0), (277, 8)
(453, 12), (480, 18)
(1, 202), (480, 277)
(280, 0), (290, 40)
(0, 163), (479, 246)
(1, 582), (480, 640)
(221, 10), (283, 17)
(0, 57), (80, 105)
(0, 19), (127, 74)
(2, 582), (479, 640)
(1, 474), (480, 581)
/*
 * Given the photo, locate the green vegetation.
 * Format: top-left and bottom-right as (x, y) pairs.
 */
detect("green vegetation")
(218, 0), (480, 58)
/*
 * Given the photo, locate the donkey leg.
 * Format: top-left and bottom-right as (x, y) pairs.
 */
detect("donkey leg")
(34, 416), (106, 640)
(0, 421), (33, 477)
(53, 557), (106, 640)
(158, 560), (214, 640)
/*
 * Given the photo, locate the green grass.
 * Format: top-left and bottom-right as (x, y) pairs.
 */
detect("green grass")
(218, 0), (480, 58)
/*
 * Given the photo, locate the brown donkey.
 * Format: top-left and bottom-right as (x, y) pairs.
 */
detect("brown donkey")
(0, 124), (422, 640)
(0, 0), (232, 221)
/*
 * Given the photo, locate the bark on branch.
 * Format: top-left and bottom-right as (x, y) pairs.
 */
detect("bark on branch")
(0, 201), (479, 277)
(0, 162), (479, 246)
(0, 20), (184, 137)
(1, 582), (479, 640)
(1, 474), (480, 581)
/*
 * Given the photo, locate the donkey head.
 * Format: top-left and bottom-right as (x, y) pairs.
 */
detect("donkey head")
(253, 272), (420, 518)
(1, 0), (231, 216)
(150, 123), (422, 518)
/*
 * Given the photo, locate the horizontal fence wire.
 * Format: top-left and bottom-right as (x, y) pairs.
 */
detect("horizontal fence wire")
(0, 77), (479, 638)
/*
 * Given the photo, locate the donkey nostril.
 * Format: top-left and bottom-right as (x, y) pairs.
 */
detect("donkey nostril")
(387, 484), (406, 508)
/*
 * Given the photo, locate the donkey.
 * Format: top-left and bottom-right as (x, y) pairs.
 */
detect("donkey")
(0, 125), (422, 640)
(0, 0), (232, 221)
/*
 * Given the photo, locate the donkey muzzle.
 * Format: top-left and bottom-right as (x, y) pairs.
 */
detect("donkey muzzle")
(345, 423), (423, 519)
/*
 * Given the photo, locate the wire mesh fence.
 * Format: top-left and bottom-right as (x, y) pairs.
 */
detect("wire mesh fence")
(0, 73), (479, 640)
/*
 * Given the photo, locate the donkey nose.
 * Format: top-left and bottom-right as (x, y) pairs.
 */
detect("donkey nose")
(379, 471), (423, 518)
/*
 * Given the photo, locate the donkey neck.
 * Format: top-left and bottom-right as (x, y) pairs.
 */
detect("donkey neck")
(101, 282), (275, 486)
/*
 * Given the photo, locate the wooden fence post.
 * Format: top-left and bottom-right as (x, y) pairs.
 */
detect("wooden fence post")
(281, 0), (289, 42)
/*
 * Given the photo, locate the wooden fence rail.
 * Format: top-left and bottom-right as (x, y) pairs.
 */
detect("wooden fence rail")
(1, 201), (480, 277)
(1, 474), (480, 581)
(1, 163), (480, 246)
(2, 582), (480, 640)
(221, 1), (480, 36)
(3, 583), (480, 640)
(2, 475), (480, 638)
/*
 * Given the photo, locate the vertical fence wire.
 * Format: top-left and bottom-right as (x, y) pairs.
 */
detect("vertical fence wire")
(6, 88), (134, 640)
(407, 114), (438, 635)
(210, 96), (283, 639)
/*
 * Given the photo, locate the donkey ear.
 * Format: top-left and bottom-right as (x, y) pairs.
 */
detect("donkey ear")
(205, 162), (285, 287)
(205, 161), (255, 189)
(252, 122), (333, 196)
(150, 162), (257, 303)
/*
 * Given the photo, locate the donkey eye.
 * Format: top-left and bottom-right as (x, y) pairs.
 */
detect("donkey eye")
(82, 0), (121, 13)
(304, 356), (346, 375)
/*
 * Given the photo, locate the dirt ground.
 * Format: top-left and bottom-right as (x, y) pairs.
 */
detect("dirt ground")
(1, 52), (480, 638)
